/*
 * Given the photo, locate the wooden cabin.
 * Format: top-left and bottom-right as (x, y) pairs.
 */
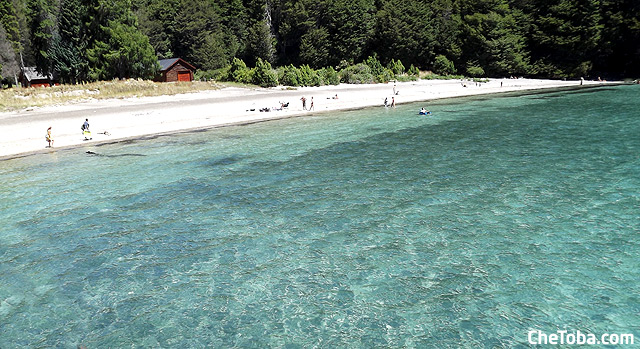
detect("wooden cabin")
(19, 67), (53, 87)
(156, 58), (196, 82)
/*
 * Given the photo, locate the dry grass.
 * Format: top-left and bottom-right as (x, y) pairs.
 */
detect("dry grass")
(0, 79), (224, 112)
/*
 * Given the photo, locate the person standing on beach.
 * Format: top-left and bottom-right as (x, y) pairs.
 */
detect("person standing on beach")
(81, 118), (92, 140)
(45, 127), (54, 147)
(301, 96), (307, 110)
(391, 97), (396, 108)
(309, 97), (314, 111)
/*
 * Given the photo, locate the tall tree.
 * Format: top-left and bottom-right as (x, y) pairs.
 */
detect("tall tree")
(48, 0), (87, 83)
(325, 0), (376, 65)
(528, 0), (601, 78)
(0, 0), (23, 53)
(0, 24), (21, 85)
(26, 0), (56, 74)
(85, 0), (158, 81)
(597, 0), (640, 77)
(459, 0), (531, 76)
(374, 0), (433, 69)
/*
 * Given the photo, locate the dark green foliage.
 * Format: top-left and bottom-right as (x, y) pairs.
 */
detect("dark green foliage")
(228, 57), (252, 84)
(387, 59), (405, 75)
(466, 65), (485, 77)
(48, 0), (86, 83)
(0, 24), (20, 85)
(2, 0), (638, 86)
(433, 55), (456, 75)
(26, 0), (56, 74)
(407, 65), (419, 76)
(319, 67), (340, 85)
(0, 0), (23, 53)
(340, 63), (374, 84)
(252, 57), (278, 87)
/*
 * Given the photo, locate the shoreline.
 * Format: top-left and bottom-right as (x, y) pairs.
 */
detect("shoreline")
(0, 78), (621, 161)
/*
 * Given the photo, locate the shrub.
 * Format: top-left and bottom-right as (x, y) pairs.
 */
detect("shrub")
(387, 59), (405, 75)
(252, 58), (278, 87)
(433, 55), (456, 75)
(228, 58), (252, 84)
(466, 65), (485, 78)
(340, 63), (374, 84)
(196, 66), (230, 81)
(408, 64), (420, 77)
(319, 67), (340, 85)
(298, 64), (317, 86)
(279, 65), (300, 86)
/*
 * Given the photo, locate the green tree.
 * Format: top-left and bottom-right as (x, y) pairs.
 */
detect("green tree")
(326, 0), (375, 65)
(374, 0), (433, 69)
(597, 0), (640, 77)
(299, 27), (330, 68)
(460, 6), (530, 76)
(26, 0), (56, 74)
(252, 57), (278, 87)
(433, 54), (456, 75)
(0, 0), (23, 53)
(527, 0), (602, 78)
(85, 0), (158, 81)
(0, 24), (20, 85)
(246, 19), (276, 65)
(49, 0), (87, 83)
(173, 0), (227, 70)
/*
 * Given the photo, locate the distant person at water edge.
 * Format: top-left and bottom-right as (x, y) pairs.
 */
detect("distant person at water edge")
(45, 127), (54, 147)
(391, 97), (395, 108)
(384, 97), (388, 107)
(309, 97), (314, 110)
(301, 96), (307, 110)
(81, 118), (92, 140)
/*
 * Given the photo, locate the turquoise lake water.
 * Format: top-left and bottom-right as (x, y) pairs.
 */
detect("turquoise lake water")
(1, 85), (639, 347)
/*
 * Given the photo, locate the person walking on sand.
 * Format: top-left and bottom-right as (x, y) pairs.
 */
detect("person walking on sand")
(301, 96), (307, 110)
(81, 118), (92, 140)
(391, 97), (396, 108)
(45, 127), (54, 147)
(309, 97), (314, 111)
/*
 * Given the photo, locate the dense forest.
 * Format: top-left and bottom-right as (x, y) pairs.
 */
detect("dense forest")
(1, 0), (639, 86)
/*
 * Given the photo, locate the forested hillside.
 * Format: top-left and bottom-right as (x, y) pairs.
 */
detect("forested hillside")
(1, 0), (638, 86)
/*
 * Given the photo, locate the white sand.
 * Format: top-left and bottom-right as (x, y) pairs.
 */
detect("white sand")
(0, 78), (613, 159)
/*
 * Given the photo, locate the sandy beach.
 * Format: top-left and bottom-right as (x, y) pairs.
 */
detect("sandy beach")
(0, 78), (614, 160)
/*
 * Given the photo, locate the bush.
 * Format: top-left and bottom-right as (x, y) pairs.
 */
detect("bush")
(364, 55), (394, 82)
(387, 59), (405, 75)
(298, 64), (318, 86)
(466, 65), (485, 78)
(279, 65), (300, 86)
(228, 58), (252, 84)
(433, 55), (456, 75)
(340, 63), (374, 84)
(252, 58), (278, 87)
(319, 67), (340, 85)
(408, 64), (420, 77)
(196, 66), (230, 81)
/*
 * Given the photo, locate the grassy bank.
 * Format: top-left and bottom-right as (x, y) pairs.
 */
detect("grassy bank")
(0, 79), (223, 112)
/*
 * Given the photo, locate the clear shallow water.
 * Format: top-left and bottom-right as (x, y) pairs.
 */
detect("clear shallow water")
(1, 85), (639, 347)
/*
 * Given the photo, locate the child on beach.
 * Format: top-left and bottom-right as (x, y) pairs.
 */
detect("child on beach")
(45, 127), (54, 147)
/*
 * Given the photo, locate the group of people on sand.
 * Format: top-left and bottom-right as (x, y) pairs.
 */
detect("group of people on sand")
(300, 96), (315, 111)
(45, 118), (99, 148)
(384, 97), (396, 108)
